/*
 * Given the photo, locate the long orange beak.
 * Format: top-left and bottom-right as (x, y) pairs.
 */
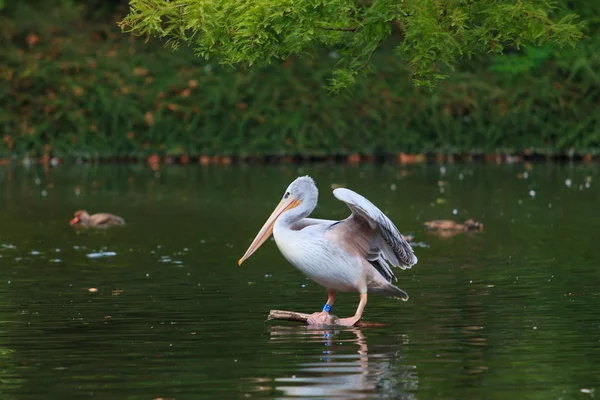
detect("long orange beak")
(69, 217), (79, 225)
(238, 196), (301, 266)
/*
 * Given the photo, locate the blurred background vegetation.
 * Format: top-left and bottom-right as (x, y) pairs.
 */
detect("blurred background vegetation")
(1, 0), (599, 161)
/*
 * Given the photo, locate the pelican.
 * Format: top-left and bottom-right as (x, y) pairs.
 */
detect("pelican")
(238, 176), (417, 326)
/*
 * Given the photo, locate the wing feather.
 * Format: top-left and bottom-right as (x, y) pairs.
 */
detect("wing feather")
(331, 188), (417, 279)
(290, 218), (337, 231)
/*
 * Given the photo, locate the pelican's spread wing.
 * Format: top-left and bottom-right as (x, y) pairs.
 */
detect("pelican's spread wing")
(329, 188), (417, 282)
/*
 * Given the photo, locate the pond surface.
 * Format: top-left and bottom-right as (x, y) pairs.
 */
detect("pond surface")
(0, 163), (599, 399)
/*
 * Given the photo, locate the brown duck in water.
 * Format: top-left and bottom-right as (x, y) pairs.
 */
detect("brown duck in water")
(424, 218), (483, 232)
(69, 210), (125, 227)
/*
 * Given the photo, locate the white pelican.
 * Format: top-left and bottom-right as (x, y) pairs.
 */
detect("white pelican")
(238, 176), (417, 326)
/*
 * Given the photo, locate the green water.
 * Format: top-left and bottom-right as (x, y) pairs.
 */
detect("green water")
(0, 164), (598, 399)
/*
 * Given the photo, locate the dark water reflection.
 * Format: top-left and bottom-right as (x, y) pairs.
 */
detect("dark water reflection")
(0, 163), (599, 399)
(247, 326), (417, 399)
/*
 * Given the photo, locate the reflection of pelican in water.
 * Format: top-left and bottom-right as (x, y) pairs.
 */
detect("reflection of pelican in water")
(243, 326), (418, 399)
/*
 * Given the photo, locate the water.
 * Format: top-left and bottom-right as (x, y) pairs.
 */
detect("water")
(0, 163), (598, 399)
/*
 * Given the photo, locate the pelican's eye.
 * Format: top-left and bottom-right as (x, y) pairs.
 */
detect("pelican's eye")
(284, 191), (290, 199)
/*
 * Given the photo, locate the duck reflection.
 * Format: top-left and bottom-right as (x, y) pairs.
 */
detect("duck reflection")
(246, 326), (418, 399)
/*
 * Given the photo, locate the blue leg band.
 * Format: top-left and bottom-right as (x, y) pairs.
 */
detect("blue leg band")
(322, 304), (331, 313)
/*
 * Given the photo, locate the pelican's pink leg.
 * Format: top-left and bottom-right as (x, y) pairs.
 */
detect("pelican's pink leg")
(336, 293), (367, 326)
(307, 291), (336, 325)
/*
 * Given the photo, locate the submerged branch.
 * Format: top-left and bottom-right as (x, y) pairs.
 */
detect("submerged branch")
(266, 309), (388, 327)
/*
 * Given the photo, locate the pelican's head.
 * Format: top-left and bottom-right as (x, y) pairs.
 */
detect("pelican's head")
(238, 176), (317, 266)
(284, 175), (318, 204)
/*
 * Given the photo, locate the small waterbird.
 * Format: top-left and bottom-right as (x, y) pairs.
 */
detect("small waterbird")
(424, 218), (483, 232)
(238, 176), (417, 326)
(69, 210), (125, 227)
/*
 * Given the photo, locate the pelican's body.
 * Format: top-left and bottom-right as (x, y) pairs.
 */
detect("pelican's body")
(273, 219), (410, 298)
(239, 176), (417, 326)
(275, 223), (357, 292)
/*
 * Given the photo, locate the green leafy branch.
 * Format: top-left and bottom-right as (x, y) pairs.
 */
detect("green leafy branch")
(119, 0), (585, 90)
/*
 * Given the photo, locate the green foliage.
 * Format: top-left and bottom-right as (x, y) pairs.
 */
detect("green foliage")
(486, 0), (600, 77)
(120, 0), (584, 90)
(0, 2), (598, 158)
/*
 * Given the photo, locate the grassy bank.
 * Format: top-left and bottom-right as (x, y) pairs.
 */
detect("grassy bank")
(1, 2), (599, 160)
